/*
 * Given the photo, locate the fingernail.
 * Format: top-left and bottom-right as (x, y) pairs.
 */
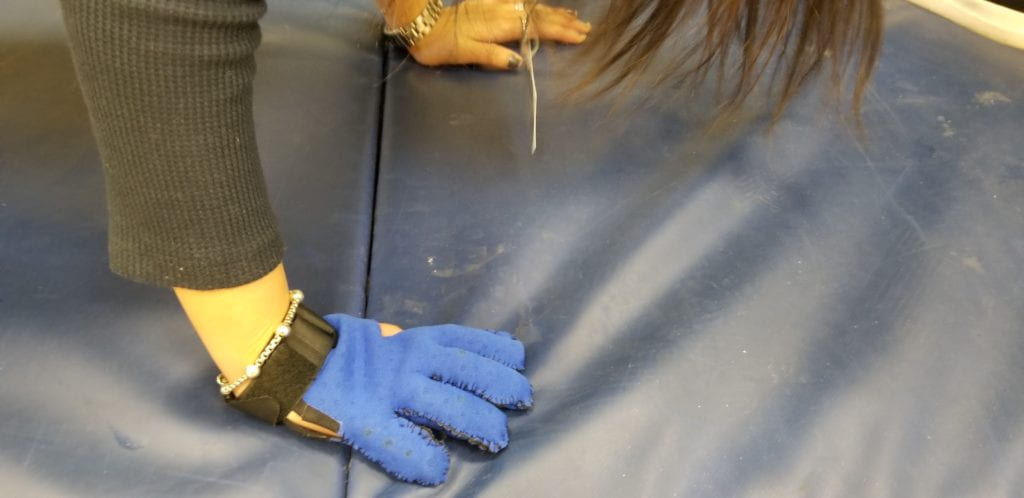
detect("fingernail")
(508, 54), (522, 70)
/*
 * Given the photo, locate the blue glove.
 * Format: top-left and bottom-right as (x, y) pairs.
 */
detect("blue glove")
(301, 314), (533, 486)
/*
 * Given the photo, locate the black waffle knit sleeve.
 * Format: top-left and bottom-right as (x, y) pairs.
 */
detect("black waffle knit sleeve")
(60, 0), (284, 289)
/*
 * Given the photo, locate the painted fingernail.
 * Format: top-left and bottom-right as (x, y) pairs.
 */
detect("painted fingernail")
(508, 54), (522, 69)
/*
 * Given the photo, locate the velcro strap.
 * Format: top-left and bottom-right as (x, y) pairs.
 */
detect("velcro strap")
(225, 304), (338, 427)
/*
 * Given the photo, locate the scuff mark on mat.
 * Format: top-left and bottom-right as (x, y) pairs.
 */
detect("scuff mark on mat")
(428, 244), (507, 278)
(937, 115), (955, 137)
(109, 426), (142, 450)
(973, 91), (1011, 107)
(961, 255), (985, 274)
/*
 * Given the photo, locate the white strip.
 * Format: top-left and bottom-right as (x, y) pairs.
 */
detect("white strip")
(906, 0), (1024, 50)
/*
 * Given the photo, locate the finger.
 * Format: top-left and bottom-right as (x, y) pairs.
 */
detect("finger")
(379, 322), (403, 337)
(454, 39), (524, 70)
(534, 4), (588, 28)
(345, 415), (450, 486)
(398, 378), (510, 452)
(325, 314), (404, 337)
(558, 6), (584, 20)
(412, 323), (526, 369)
(537, 23), (588, 44)
(427, 346), (533, 409)
(532, 9), (589, 44)
(456, 2), (590, 44)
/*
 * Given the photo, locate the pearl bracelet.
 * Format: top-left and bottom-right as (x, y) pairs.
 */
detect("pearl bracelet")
(216, 289), (305, 397)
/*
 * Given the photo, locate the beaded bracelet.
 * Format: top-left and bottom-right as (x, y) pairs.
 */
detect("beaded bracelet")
(216, 289), (304, 397)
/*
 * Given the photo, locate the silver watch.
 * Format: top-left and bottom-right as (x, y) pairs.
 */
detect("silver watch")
(383, 0), (445, 49)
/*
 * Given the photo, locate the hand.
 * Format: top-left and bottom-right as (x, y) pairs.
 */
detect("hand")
(409, 0), (591, 70)
(300, 314), (533, 485)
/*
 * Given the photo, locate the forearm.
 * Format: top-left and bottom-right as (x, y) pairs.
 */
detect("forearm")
(175, 263), (291, 392)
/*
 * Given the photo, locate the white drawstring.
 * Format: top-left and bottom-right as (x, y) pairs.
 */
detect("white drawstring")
(519, 5), (540, 154)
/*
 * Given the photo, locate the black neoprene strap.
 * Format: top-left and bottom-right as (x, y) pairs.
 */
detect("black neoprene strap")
(225, 304), (340, 435)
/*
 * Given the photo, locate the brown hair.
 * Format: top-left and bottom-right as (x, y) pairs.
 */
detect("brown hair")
(574, 0), (883, 122)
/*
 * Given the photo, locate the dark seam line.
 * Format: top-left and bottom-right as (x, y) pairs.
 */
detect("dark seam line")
(346, 37), (389, 498)
(362, 40), (389, 320)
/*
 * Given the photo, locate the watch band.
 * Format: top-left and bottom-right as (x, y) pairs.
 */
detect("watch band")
(383, 0), (445, 49)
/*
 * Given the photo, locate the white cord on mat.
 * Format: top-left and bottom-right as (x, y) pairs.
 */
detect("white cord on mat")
(520, 8), (541, 154)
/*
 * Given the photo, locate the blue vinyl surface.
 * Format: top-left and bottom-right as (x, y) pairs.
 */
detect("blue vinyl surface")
(351, 2), (1024, 495)
(2, 1), (1023, 496)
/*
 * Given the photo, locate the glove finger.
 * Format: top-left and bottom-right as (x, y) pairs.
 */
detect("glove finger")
(344, 415), (450, 486)
(323, 313), (379, 338)
(399, 377), (510, 453)
(428, 346), (533, 409)
(413, 324), (526, 370)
